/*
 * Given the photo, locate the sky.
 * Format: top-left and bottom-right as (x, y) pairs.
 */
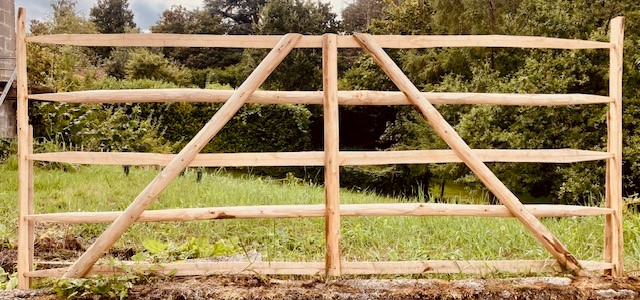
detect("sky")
(14, 0), (346, 32)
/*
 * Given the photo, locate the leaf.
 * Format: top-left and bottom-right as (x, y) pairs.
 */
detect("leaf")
(141, 239), (168, 255)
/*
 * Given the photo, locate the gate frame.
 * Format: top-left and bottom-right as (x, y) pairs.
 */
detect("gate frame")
(15, 7), (625, 289)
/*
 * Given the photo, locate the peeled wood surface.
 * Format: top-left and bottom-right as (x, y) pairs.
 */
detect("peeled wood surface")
(605, 16), (625, 277)
(25, 204), (614, 224)
(25, 260), (612, 278)
(322, 33), (341, 276)
(16, 8), (33, 290)
(63, 34), (303, 279)
(353, 33), (588, 276)
(29, 89), (612, 106)
(28, 149), (612, 167)
(26, 34), (611, 49)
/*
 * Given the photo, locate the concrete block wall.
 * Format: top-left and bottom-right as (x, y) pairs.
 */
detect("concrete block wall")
(0, 0), (15, 81)
(0, 0), (15, 138)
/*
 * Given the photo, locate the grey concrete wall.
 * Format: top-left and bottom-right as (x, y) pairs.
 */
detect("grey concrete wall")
(0, 0), (15, 138)
(0, 0), (15, 81)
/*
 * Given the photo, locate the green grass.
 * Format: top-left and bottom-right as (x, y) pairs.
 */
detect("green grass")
(1, 157), (639, 272)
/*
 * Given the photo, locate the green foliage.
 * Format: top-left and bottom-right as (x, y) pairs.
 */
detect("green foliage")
(341, 0), (640, 203)
(124, 49), (192, 86)
(31, 102), (173, 153)
(204, 0), (268, 34)
(245, 0), (339, 91)
(30, 0), (98, 35)
(157, 101), (312, 153)
(86, 77), (180, 90)
(103, 48), (131, 79)
(151, 5), (240, 69)
(0, 267), (17, 291)
(4, 164), (640, 270)
(206, 104), (312, 153)
(90, 0), (137, 34)
(53, 274), (139, 300)
(0, 139), (16, 162)
(132, 237), (242, 262)
(340, 165), (431, 199)
(341, 0), (385, 33)
(28, 0), (100, 91)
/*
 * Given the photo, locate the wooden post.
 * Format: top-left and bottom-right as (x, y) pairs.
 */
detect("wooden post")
(63, 33), (302, 278)
(605, 17), (624, 276)
(353, 33), (589, 276)
(322, 33), (341, 276)
(16, 8), (34, 289)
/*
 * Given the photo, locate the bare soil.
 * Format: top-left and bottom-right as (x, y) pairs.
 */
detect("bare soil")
(2, 275), (640, 299)
(124, 275), (640, 300)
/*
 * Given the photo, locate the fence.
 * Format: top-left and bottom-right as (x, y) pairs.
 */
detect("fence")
(15, 7), (625, 289)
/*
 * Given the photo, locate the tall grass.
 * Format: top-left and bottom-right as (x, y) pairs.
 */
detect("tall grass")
(0, 159), (639, 272)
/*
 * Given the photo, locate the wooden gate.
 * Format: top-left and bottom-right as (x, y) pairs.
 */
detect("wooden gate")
(15, 7), (625, 289)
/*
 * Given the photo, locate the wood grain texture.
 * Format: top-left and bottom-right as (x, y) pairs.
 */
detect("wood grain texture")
(25, 260), (612, 278)
(353, 33), (589, 276)
(16, 8), (34, 290)
(29, 89), (612, 106)
(25, 204), (614, 224)
(605, 16), (625, 277)
(26, 34), (611, 49)
(28, 149), (613, 167)
(62, 34), (303, 278)
(323, 33), (341, 276)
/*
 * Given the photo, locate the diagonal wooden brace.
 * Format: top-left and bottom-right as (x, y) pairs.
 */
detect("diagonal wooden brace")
(63, 33), (303, 278)
(353, 33), (589, 276)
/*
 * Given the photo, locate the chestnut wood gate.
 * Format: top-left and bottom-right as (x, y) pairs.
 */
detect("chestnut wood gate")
(15, 7), (625, 289)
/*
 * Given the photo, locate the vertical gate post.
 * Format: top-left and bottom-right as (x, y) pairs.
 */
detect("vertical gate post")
(322, 33), (341, 276)
(16, 8), (34, 289)
(605, 16), (624, 276)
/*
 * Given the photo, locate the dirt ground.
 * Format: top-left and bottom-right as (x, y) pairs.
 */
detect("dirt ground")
(1, 274), (640, 299)
(1, 231), (640, 299)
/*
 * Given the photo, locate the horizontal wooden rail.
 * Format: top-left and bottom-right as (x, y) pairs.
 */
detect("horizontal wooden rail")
(25, 203), (613, 223)
(29, 149), (613, 167)
(26, 34), (612, 49)
(28, 89), (612, 106)
(25, 260), (613, 277)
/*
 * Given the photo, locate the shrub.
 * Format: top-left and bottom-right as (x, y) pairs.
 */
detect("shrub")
(124, 48), (192, 86)
(0, 139), (16, 162)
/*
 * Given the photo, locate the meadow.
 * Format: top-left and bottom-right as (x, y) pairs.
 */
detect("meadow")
(1, 156), (639, 273)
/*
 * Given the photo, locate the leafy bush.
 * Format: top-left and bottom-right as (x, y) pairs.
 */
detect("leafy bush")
(0, 267), (17, 291)
(132, 237), (242, 262)
(124, 49), (192, 86)
(53, 274), (139, 300)
(30, 102), (173, 153)
(0, 139), (16, 162)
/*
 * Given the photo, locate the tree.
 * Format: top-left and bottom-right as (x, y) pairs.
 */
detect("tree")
(30, 0), (97, 35)
(356, 0), (640, 203)
(151, 5), (237, 69)
(244, 0), (340, 149)
(341, 0), (385, 33)
(204, 0), (268, 34)
(89, 0), (136, 33)
(28, 0), (99, 90)
(249, 0), (339, 92)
